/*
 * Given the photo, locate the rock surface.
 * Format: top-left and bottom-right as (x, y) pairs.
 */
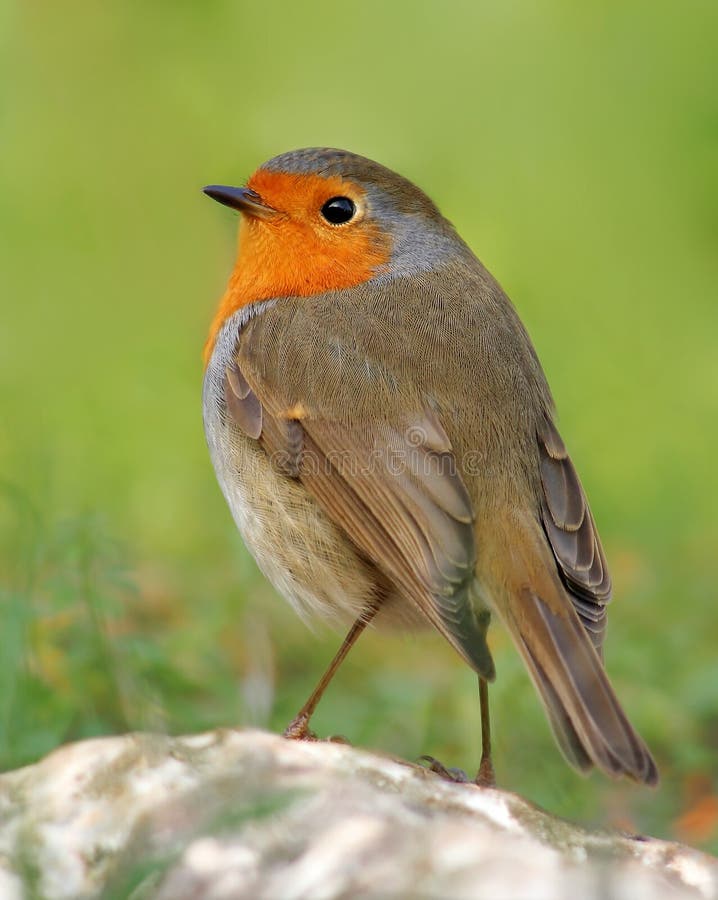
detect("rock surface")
(0, 729), (716, 899)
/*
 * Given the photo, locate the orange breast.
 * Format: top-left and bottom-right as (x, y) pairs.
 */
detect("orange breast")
(204, 171), (391, 364)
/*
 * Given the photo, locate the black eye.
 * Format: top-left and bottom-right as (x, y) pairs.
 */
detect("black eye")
(321, 196), (356, 225)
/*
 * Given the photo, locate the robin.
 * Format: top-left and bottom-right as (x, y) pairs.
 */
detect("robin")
(202, 147), (658, 787)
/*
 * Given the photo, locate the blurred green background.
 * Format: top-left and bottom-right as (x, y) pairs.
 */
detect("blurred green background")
(1, 0), (717, 852)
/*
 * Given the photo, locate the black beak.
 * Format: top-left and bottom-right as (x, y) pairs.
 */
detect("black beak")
(202, 185), (276, 219)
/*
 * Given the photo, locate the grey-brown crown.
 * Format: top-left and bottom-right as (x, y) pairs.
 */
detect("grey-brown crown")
(261, 147), (443, 220)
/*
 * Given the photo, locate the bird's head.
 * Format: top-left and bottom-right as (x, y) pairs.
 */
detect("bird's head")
(203, 148), (462, 362)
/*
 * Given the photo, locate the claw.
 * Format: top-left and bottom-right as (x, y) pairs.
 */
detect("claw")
(475, 755), (496, 788)
(283, 713), (318, 741)
(419, 755), (469, 783)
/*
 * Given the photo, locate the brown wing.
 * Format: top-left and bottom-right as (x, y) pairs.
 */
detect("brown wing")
(537, 415), (612, 653)
(223, 356), (495, 681)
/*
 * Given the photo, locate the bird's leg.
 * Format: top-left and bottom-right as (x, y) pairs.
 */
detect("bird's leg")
(421, 678), (496, 786)
(283, 599), (380, 741)
(475, 676), (496, 787)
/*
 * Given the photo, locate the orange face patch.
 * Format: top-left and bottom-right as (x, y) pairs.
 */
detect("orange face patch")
(204, 171), (391, 363)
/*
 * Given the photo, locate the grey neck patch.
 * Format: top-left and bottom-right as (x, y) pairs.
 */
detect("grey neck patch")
(366, 186), (473, 283)
(372, 201), (472, 283)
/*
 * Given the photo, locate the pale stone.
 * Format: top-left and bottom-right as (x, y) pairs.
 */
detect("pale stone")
(0, 728), (715, 899)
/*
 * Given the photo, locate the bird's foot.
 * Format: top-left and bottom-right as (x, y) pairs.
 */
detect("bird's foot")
(475, 754), (496, 788)
(419, 755), (469, 783)
(283, 713), (318, 741)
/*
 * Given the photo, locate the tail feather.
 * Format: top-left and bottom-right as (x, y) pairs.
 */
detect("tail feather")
(514, 588), (658, 785)
(488, 512), (658, 786)
(517, 636), (593, 774)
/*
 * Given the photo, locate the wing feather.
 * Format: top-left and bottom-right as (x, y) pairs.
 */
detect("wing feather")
(223, 352), (494, 680)
(537, 416), (612, 652)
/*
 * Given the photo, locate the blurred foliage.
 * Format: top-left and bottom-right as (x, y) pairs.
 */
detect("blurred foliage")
(1, 0), (717, 854)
